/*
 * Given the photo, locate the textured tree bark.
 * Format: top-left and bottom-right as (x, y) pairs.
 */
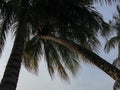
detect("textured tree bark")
(0, 0), (28, 90)
(113, 32), (120, 90)
(40, 35), (120, 82)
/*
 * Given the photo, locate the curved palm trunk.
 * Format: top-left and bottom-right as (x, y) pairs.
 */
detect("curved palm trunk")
(113, 32), (120, 89)
(0, 0), (28, 90)
(40, 35), (120, 82)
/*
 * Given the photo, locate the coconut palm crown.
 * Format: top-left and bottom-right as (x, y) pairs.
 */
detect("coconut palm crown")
(0, 0), (110, 79)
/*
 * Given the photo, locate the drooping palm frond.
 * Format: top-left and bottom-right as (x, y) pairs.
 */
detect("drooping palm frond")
(0, 10), (13, 55)
(0, 0), (21, 55)
(40, 35), (92, 64)
(23, 36), (43, 73)
(43, 39), (79, 80)
(105, 36), (120, 53)
(51, 40), (80, 76)
(23, 34), (80, 80)
(43, 40), (69, 80)
(40, 35), (120, 82)
(56, 43), (80, 76)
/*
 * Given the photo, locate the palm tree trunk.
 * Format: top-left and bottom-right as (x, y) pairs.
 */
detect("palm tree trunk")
(40, 35), (120, 82)
(0, 0), (28, 90)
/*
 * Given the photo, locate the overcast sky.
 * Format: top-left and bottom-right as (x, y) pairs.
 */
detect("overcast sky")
(0, 3), (119, 90)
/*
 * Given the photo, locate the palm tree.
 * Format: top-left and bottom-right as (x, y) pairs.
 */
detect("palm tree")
(23, 0), (120, 83)
(24, 34), (120, 81)
(0, 0), (118, 90)
(0, 0), (29, 90)
(105, 6), (120, 90)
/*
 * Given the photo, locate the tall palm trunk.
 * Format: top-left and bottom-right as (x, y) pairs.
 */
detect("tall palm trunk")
(0, 0), (28, 90)
(40, 35), (120, 82)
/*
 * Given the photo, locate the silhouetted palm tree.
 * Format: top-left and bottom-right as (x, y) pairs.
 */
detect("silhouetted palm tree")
(0, 0), (118, 90)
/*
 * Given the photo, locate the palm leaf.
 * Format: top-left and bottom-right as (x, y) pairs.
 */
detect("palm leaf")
(0, 13), (12, 55)
(56, 43), (80, 76)
(104, 36), (120, 53)
(0, 0), (19, 55)
(23, 36), (43, 73)
(40, 35), (94, 64)
(43, 40), (69, 80)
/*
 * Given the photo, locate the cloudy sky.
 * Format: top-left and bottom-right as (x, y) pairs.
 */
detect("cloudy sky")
(0, 2), (119, 90)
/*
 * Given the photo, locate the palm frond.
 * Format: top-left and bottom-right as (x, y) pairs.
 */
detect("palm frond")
(41, 35), (99, 76)
(0, 0), (19, 55)
(56, 44), (80, 76)
(104, 36), (120, 53)
(43, 40), (69, 81)
(0, 14), (12, 55)
(22, 36), (43, 73)
(39, 35), (97, 66)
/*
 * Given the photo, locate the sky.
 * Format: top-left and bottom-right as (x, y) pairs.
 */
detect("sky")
(0, 2), (119, 90)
